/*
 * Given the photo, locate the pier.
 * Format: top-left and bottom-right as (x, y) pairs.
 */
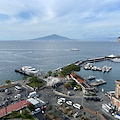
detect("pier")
(90, 79), (107, 86)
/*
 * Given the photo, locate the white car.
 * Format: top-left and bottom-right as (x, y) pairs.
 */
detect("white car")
(57, 101), (63, 105)
(59, 98), (66, 102)
(66, 101), (72, 106)
(32, 108), (41, 115)
(73, 103), (82, 109)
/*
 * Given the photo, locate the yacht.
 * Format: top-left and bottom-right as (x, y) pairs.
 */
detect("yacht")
(21, 66), (39, 74)
(71, 48), (79, 51)
(87, 75), (95, 80)
(111, 58), (120, 62)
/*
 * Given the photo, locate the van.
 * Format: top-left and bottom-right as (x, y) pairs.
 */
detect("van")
(32, 108), (41, 115)
(28, 91), (37, 98)
(73, 103), (82, 109)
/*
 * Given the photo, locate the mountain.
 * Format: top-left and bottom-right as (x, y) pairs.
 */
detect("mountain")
(116, 37), (120, 42)
(32, 34), (71, 41)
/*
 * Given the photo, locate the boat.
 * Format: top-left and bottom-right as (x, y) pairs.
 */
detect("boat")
(71, 48), (79, 51)
(111, 58), (120, 62)
(21, 66), (39, 74)
(102, 66), (112, 72)
(87, 75), (95, 80)
(91, 78), (107, 86)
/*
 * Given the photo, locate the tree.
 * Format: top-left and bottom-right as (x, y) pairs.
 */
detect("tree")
(48, 71), (52, 76)
(64, 83), (71, 89)
(22, 76), (27, 80)
(28, 104), (35, 111)
(5, 80), (11, 84)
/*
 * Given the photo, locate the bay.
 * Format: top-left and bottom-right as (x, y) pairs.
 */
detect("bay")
(0, 41), (120, 92)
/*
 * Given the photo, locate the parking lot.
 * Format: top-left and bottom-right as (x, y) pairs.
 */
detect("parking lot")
(0, 84), (32, 109)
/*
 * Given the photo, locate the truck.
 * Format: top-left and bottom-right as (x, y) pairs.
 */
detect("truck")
(28, 91), (37, 98)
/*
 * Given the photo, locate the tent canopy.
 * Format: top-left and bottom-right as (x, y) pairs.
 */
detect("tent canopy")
(107, 54), (116, 58)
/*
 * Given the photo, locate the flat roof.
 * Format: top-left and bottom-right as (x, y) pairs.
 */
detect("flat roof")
(27, 98), (39, 105)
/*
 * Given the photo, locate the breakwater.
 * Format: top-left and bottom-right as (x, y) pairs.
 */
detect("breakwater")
(54, 55), (120, 72)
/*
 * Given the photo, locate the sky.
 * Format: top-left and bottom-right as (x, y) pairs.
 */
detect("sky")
(0, 0), (120, 41)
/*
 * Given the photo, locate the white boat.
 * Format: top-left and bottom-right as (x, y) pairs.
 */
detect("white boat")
(71, 48), (79, 51)
(21, 66), (39, 74)
(102, 66), (112, 72)
(87, 75), (95, 80)
(111, 58), (120, 62)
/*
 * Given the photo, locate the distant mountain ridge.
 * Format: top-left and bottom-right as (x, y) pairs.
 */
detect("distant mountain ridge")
(32, 34), (71, 41)
(116, 37), (120, 42)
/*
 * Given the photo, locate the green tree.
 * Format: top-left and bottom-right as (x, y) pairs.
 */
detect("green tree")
(22, 76), (27, 80)
(48, 71), (52, 76)
(28, 104), (35, 111)
(5, 80), (11, 84)
(64, 83), (71, 89)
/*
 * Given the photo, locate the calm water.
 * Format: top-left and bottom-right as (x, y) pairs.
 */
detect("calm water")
(0, 41), (120, 92)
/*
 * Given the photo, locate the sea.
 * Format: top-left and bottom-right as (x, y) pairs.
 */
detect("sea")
(0, 41), (120, 93)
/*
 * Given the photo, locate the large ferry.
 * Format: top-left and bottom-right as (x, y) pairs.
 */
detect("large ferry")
(21, 66), (39, 74)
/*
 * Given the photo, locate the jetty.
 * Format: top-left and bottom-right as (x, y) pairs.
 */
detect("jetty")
(90, 79), (107, 86)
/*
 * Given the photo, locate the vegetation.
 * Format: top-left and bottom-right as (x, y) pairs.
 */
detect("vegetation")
(64, 80), (82, 91)
(60, 64), (80, 76)
(27, 76), (43, 88)
(22, 76), (27, 80)
(48, 71), (52, 76)
(8, 110), (34, 120)
(28, 104), (35, 111)
(45, 111), (61, 120)
(85, 92), (96, 96)
(29, 73), (34, 77)
(5, 80), (11, 84)
(76, 84), (82, 91)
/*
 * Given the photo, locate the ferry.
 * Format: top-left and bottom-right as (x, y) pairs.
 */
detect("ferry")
(21, 66), (39, 74)
(71, 48), (79, 51)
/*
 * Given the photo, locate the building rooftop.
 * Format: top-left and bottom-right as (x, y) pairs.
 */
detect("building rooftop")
(115, 80), (120, 83)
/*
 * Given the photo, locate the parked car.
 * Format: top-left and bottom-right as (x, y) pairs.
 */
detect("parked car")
(73, 103), (82, 109)
(32, 108), (41, 115)
(57, 101), (63, 105)
(66, 101), (73, 106)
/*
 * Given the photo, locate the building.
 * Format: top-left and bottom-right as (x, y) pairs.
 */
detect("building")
(70, 73), (94, 93)
(27, 98), (46, 108)
(112, 80), (120, 111)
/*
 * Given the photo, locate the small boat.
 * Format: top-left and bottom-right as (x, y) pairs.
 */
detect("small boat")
(111, 58), (120, 62)
(102, 66), (112, 72)
(87, 75), (95, 80)
(71, 48), (79, 51)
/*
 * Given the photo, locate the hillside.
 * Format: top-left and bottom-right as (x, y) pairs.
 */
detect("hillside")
(116, 37), (120, 42)
(32, 34), (71, 41)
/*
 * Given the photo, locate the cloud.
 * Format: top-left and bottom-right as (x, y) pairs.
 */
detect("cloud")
(0, 0), (120, 40)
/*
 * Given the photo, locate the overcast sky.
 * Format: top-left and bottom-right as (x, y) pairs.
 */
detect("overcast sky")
(0, 0), (120, 40)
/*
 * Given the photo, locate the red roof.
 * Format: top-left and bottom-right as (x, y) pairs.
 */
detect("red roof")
(71, 73), (85, 84)
(0, 100), (30, 118)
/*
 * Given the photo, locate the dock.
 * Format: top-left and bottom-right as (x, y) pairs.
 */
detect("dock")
(90, 80), (107, 86)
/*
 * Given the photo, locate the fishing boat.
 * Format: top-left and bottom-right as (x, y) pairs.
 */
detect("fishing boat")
(87, 75), (95, 80)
